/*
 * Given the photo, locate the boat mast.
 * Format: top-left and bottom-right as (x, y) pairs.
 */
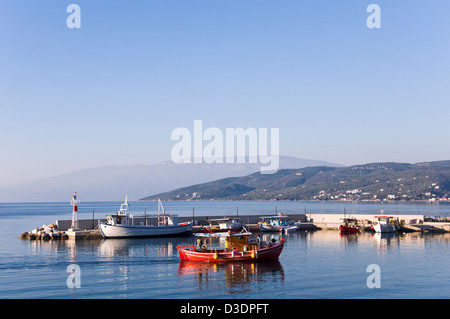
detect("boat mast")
(158, 198), (166, 226)
(158, 198), (161, 225)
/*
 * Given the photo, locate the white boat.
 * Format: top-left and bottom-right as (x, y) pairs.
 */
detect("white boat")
(203, 218), (243, 233)
(100, 197), (192, 238)
(373, 214), (399, 233)
(259, 213), (299, 233)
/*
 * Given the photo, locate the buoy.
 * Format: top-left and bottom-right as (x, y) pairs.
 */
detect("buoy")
(213, 253), (218, 260)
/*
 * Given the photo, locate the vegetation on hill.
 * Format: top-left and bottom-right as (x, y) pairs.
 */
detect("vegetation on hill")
(140, 161), (450, 202)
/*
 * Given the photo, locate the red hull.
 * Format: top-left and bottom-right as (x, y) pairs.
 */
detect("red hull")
(177, 239), (284, 262)
(339, 225), (360, 234)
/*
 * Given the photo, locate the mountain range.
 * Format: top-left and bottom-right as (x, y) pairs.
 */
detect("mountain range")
(0, 156), (342, 202)
(140, 161), (450, 201)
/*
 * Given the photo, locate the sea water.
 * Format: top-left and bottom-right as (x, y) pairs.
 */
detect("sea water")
(0, 201), (449, 299)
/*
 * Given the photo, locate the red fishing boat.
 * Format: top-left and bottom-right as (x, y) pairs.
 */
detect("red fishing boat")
(176, 230), (284, 262)
(339, 218), (362, 234)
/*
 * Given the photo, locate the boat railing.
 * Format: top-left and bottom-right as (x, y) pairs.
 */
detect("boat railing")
(131, 213), (179, 218)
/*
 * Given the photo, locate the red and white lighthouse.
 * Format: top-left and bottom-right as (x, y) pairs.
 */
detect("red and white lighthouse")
(70, 192), (79, 230)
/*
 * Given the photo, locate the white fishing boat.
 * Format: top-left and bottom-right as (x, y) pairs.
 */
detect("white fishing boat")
(373, 213), (399, 233)
(203, 218), (243, 233)
(100, 197), (192, 238)
(259, 213), (299, 233)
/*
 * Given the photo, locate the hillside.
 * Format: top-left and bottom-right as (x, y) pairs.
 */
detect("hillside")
(140, 161), (450, 201)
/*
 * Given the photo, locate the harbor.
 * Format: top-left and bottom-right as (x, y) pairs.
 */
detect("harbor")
(3, 200), (450, 299)
(14, 193), (450, 241)
(18, 212), (450, 241)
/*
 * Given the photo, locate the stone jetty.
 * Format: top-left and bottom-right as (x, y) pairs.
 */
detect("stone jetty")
(19, 223), (69, 240)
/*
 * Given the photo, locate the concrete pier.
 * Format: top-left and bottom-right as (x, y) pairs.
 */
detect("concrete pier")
(307, 213), (425, 230)
(65, 229), (102, 240)
(55, 213), (429, 233)
(23, 212), (448, 241)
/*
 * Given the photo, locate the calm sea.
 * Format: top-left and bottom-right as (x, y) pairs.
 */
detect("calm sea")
(0, 200), (449, 299)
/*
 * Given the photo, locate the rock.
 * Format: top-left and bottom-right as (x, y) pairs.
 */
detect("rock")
(50, 232), (60, 239)
(41, 233), (51, 240)
(27, 233), (36, 240)
(19, 232), (28, 239)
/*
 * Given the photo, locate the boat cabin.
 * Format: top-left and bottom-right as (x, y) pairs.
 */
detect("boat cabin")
(105, 198), (131, 226)
(340, 218), (359, 226)
(206, 218), (242, 230)
(374, 215), (394, 225)
(194, 231), (266, 252)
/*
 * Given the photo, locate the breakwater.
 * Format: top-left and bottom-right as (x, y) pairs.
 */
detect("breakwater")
(54, 213), (426, 231)
(20, 212), (450, 241)
(19, 212), (450, 241)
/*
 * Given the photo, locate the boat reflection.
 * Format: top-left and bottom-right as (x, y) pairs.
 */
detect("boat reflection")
(372, 232), (400, 253)
(98, 238), (176, 257)
(338, 232), (360, 246)
(178, 260), (285, 291)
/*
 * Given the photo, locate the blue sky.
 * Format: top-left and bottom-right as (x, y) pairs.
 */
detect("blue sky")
(1, 1), (449, 185)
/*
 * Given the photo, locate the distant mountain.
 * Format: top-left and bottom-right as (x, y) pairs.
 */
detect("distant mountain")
(140, 161), (450, 201)
(0, 156), (342, 202)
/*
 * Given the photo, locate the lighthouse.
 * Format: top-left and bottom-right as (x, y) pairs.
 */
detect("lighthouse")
(70, 192), (79, 231)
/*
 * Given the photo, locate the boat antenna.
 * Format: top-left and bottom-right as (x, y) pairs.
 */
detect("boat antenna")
(158, 198), (161, 218)
(144, 208), (147, 226)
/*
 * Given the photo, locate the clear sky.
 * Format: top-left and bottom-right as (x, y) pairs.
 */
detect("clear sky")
(1, 0), (449, 186)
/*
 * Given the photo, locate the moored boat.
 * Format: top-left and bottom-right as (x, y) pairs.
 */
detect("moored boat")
(259, 213), (299, 233)
(176, 230), (284, 262)
(99, 197), (192, 238)
(339, 218), (362, 234)
(373, 213), (399, 233)
(203, 218), (243, 233)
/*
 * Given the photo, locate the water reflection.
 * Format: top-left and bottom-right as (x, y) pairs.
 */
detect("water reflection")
(338, 232), (360, 244)
(176, 232), (286, 294)
(371, 232), (400, 254)
(178, 260), (285, 293)
(98, 238), (177, 257)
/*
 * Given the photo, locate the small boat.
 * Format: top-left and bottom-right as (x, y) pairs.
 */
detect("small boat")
(203, 218), (243, 233)
(176, 230), (284, 262)
(259, 213), (299, 233)
(339, 218), (362, 234)
(373, 214), (399, 233)
(100, 197), (192, 238)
